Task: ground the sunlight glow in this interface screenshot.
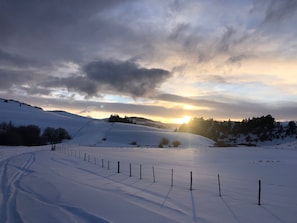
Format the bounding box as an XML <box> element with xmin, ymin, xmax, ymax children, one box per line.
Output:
<box><xmin>183</xmin><ymin>104</ymin><xmax>195</xmax><ymax>110</ymax></box>
<box><xmin>175</xmin><ymin>116</ymin><xmax>192</xmax><ymax>124</ymax></box>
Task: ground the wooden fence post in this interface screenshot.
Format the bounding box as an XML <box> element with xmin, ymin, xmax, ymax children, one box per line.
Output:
<box><xmin>190</xmin><ymin>171</ymin><xmax>193</xmax><ymax>191</ymax></box>
<box><xmin>218</xmin><ymin>174</ymin><xmax>222</xmax><ymax>197</ymax></box>
<box><xmin>108</xmin><ymin>160</ymin><xmax>110</xmax><ymax>170</ymax></box>
<box><xmin>129</xmin><ymin>163</ymin><xmax>132</xmax><ymax>177</ymax></box>
<box><xmin>102</xmin><ymin>158</ymin><xmax>104</xmax><ymax>168</ymax></box>
<box><xmin>258</xmin><ymin>179</ymin><xmax>261</xmax><ymax>205</ymax></box>
<box><xmin>117</xmin><ymin>161</ymin><xmax>120</xmax><ymax>173</ymax></box>
<box><xmin>140</xmin><ymin>164</ymin><xmax>142</xmax><ymax>180</ymax></box>
<box><xmin>171</xmin><ymin>168</ymin><xmax>173</xmax><ymax>187</ymax></box>
<box><xmin>153</xmin><ymin>166</ymin><xmax>155</xmax><ymax>183</ymax></box>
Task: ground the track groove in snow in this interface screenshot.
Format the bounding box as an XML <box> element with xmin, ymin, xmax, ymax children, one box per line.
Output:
<box><xmin>0</xmin><ymin>153</ymin><xmax>35</xmax><ymax>223</ymax></box>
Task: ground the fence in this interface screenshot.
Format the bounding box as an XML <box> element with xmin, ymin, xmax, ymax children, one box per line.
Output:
<box><xmin>53</xmin><ymin>144</ymin><xmax>296</xmax><ymax>207</ymax></box>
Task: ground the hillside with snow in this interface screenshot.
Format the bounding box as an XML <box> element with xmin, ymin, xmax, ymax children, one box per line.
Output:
<box><xmin>0</xmin><ymin>98</ymin><xmax>213</xmax><ymax>148</ymax></box>
<box><xmin>1</xmin><ymin>98</ymin><xmax>297</xmax><ymax>223</ymax></box>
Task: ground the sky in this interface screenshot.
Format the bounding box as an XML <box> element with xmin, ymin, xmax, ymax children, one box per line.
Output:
<box><xmin>1</xmin><ymin>0</ymin><xmax>297</xmax><ymax>123</ymax></box>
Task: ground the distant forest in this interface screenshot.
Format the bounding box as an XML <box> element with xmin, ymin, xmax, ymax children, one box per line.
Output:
<box><xmin>0</xmin><ymin>122</ymin><xmax>71</xmax><ymax>146</ymax></box>
<box><xmin>178</xmin><ymin>115</ymin><xmax>297</xmax><ymax>146</ymax></box>
<box><xmin>108</xmin><ymin>114</ymin><xmax>134</xmax><ymax>124</ymax></box>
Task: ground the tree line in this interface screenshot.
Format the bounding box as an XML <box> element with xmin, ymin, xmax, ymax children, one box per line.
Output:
<box><xmin>0</xmin><ymin>121</ymin><xmax>71</xmax><ymax>146</ymax></box>
<box><xmin>108</xmin><ymin>114</ymin><xmax>135</xmax><ymax>124</ymax></box>
<box><xmin>178</xmin><ymin>115</ymin><xmax>297</xmax><ymax>146</ymax></box>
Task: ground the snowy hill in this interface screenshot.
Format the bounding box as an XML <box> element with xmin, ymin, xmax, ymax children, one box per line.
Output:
<box><xmin>0</xmin><ymin>98</ymin><xmax>214</xmax><ymax>147</ymax></box>
<box><xmin>1</xmin><ymin>98</ymin><xmax>297</xmax><ymax>223</ymax></box>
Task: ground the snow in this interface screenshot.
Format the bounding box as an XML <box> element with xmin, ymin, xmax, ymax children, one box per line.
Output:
<box><xmin>1</xmin><ymin>98</ymin><xmax>297</xmax><ymax>222</ymax></box>
<box><xmin>1</xmin><ymin>145</ymin><xmax>297</xmax><ymax>223</ymax></box>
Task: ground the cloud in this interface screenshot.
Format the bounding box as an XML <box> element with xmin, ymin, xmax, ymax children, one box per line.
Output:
<box><xmin>251</xmin><ymin>0</ymin><xmax>297</xmax><ymax>39</ymax></box>
<box><xmin>157</xmin><ymin>93</ymin><xmax>228</xmax><ymax>109</ymax></box>
<box><xmin>156</xmin><ymin>93</ymin><xmax>297</xmax><ymax>121</ymax></box>
<box><xmin>0</xmin><ymin>0</ymin><xmax>137</xmax><ymax>64</ymax></box>
<box><xmin>264</xmin><ymin>0</ymin><xmax>297</xmax><ymax>23</ymax></box>
<box><xmin>1</xmin><ymin>0</ymin><xmax>297</xmax><ymax>122</ymax></box>
<box><xmin>9</xmin><ymin>93</ymin><xmax>297</xmax><ymax>123</ymax></box>
<box><xmin>19</xmin><ymin>86</ymin><xmax>52</xmax><ymax>96</ymax></box>
<box><xmin>0</xmin><ymin>69</ymin><xmax>33</xmax><ymax>90</ymax></box>
<box><xmin>0</xmin><ymin>49</ymin><xmax>34</xmax><ymax>67</ymax></box>
<box><xmin>0</xmin><ymin>0</ymin><xmax>132</xmax><ymax>38</ymax></box>
<box><xmin>168</xmin><ymin>23</ymin><xmax>190</xmax><ymax>41</ymax></box>
<box><xmin>44</xmin><ymin>60</ymin><xmax>171</xmax><ymax>98</ymax></box>
<box><xmin>164</xmin><ymin>0</ymin><xmax>297</xmax><ymax>70</ymax></box>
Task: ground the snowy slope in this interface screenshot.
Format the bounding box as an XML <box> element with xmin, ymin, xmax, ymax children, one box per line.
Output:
<box><xmin>0</xmin><ymin>145</ymin><xmax>296</xmax><ymax>223</ymax></box>
<box><xmin>0</xmin><ymin>98</ymin><xmax>214</xmax><ymax>148</ymax></box>
<box><xmin>0</xmin><ymin>98</ymin><xmax>90</xmax><ymax>135</ymax></box>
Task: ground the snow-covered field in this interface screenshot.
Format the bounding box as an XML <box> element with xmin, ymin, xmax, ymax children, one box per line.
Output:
<box><xmin>1</xmin><ymin>144</ymin><xmax>296</xmax><ymax>223</ymax></box>
<box><xmin>1</xmin><ymin>98</ymin><xmax>297</xmax><ymax>222</ymax></box>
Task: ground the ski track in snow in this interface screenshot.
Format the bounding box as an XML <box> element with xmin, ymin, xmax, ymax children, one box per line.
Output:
<box><xmin>48</xmin><ymin>155</ymin><xmax>188</xmax><ymax>221</ymax></box>
<box><xmin>0</xmin><ymin>153</ymin><xmax>35</xmax><ymax>223</ymax></box>
<box><xmin>0</xmin><ymin>151</ymin><xmax>109</xmax><ymax>223</ymax></box>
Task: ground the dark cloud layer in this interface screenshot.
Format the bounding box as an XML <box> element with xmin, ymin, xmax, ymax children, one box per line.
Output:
<box><xmin>0</xmin><ymin>50</ymin><xmax>33</xmax><ymax>67</ymax></box>
<box><xmin>0</xmin><ymin>0</ymin><xmax>135</xmax><ymax>64</ymax></box>
<box><xmin>45</xmin><ymin>60</ymin><xmax>171</xmax><ymax>97</ymax></box>
<box><xmin>84</xmin><ymin>60</ymin><xmax>171</xmax><ymax>96</ymax></box>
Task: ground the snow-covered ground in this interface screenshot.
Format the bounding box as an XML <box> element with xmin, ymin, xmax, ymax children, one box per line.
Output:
<box><xmin>0</xmin><ymin>144</ymin><xmax>296</xmax><ymax>223</ymax></box>
<box><xmin>1</xmin><ymin>98</ymin><xmax>297</xmax><ymax>222</ymax></box>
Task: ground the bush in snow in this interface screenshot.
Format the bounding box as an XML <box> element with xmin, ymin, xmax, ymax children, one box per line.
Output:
<box><xmin>159</xmin><ymin>137</ymin><xmax>170</xmax><ymax>148</ymax></box>
<box><xmin>161</xmin><ymin>137</ymin><xmax>169</xmax><ymax>145</ymax></box>
<box><xmin>41</xmin><ymin>127</ymin><xmax>71</xmax><ymax>144</ymax></box>
<box><xmin>172</xmin><ymin>140</ymin><xmax>181</xmax><ymax>147</ymax></box>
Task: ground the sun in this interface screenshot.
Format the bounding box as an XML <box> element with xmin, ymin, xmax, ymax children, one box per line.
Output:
<box><xmin>176</xmin><ymin>116</ymin><xmax>192</xmax><ymax>124</ymax></box>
